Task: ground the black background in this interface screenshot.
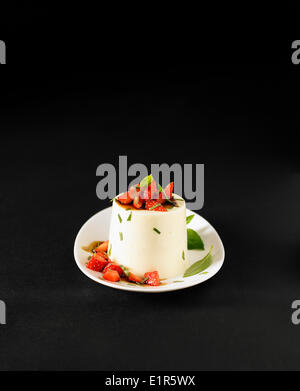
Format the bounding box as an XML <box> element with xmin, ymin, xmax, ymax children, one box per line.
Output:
<box><xmin>0</xmin><ymin>5</ymin><xmax>300</xmax><ymax>371</ymax></box>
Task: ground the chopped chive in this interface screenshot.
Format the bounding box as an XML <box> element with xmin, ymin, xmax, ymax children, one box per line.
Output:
<box><xmin>182</xmin><ymin>250</ymin><xmax>185</xmax><ymax>260</ymax></box>
<box><xmin>120</xmin><ymin>265</ymin><xmax>130</xmax><ymax>277</ymax></box>
<box><xmin>153</xmin><ymin>227</ymin><xmax>161</xmax><ymax>234</ymax></box>
<box><xmin>173</xmin><ymin>280</ymin><xmax>184</xmax><ymax>283</ymax></box>
<box><xmin>127</xmin><ymin>212</ymin><xmax>132</xmax><ymax>221</ymax></box>
<box><xmin>118</xmin><ymin>214</ymin><xmax>122</xmax><ymax>223</ymax></box>
<box><xmin>88</xmin><ymin>255</ymin><xmax>91</xmax><ymax>260</ymax></box>
<box><xmin>149</xmin><ymin>203</ymin><xmax>161</xmax><ymax>210</ymax></box>
<box><xmin>108</xmin><ymin>244</ymin><xmax>112</xmax><ymax>256</ymax></box>
<box><xmin>140</xmin><ymin>276</ymin><xmax>149</xmax><ymax>284</ymax></box>
<box><xmin>119</xmin><ymin>232</ymin><xmax>123</xmax><ymax>241</ymax></box>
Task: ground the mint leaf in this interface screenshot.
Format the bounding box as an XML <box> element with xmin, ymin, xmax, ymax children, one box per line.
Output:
<box><xmin>140</xmin><ymin>174</ymin><xmax>153</xmax><ymax>189</ymax></box>
<box><xmin>183</xmin><ymin>246</ymin><xmax>213</xmax><ymax>277</ymax></box>
<box><xmin>186</xmin><ymin>215</ymin><xmax>194</xmax><ymax>225</ymax></box>
<box><xmin>187</xmin><ymin>228</ymin><xmax>204</xmax><ymax>250</ymax></box>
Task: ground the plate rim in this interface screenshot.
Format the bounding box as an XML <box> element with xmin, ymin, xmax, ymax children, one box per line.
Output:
<box><xmin>73</xmin><ymin>207</ymin><xmax>225</xmax><ymax>293</ymax></box>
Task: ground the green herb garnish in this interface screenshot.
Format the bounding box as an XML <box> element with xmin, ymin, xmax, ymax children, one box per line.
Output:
<box><xmin>118</xmin><ymin>214</ymin><xmax>122</xmax><ymax>223</ymax></box>
<box><xmin>186</xmin><ymin>215</ymin><xmax>194</xmax><ymax>225</ymax></box>
<box><xmin>173</xmin><ymin>280</ymin><xmax>184</xmax><ymax>283</ymax></box>
<box><xmin>127</xmin><ymin>212</ymin><xmax>132</xmax><ymax>221</ymax></box>
<box><xmin>108</xmin><ymin>244</ymin><xmax>112</xmax><ymax>256</ymax></box>
<box><xmin>183</xmin><ymin>246</ymin><xmax>213</xmax><ymax>277</ymax></box>
<box><xmin>88</xmin><ymin>255</ymin><xmax>91</xmax><ymax>260</ymax></box>
<box><xmin>149</xmin><ymin>203</ymin><xmax>161</xmax><ymax>210</ymax></box>
<box><xmin>119</xmin><ymin>232</ymin><xmax>123</xmax><ymax>241</ymax></box>
<box><xmin>120</xmin><ymin>265</ymin><xmax>130</xmax><ymax>277</ymax></box>
<box><xmin>153</xmin><ymin>227</ymin><xmax>161</xmax><ymax>234</ymax></box>
<box><xmin>182</xmin><ymin>250</ymin><xmax>185</xmax><ymax>260</ymax></box>
<box><xmin>139</xmin><ymin>276</ymin><xmax>149</xmax><ymax>284</ymax></box>
<box><xmin>140</xmin><ymin>174</ymin><xmax>153</xmax><ymax>189</ymax></box>
<box><xmin>187</xmin><ymin>228</ymin><xmax>205</xmax><ymax>250</ymax></box>
<box><xmin>158</xmin><ymin>184</ymin><xmax>177</xmax><ymax>206</ymax></box>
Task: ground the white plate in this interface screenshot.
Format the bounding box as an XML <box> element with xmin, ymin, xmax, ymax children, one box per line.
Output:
<box><xmin>74</xmin><ymin>207</ymin><xmax>225</xmax><ymax>293</ymax></box>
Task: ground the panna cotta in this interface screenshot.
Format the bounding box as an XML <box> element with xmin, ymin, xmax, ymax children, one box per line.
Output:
<box><xmin>108</xmin><ymin>194</ymin><xmax>188</xmax><ymax>279</ymax></box>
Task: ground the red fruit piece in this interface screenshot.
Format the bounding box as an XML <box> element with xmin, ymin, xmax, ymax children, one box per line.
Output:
<box><xmin>145</xmin><ymin>200</ymin><xmax>167</xmax><ymax>212</ymax></box>
<box><xmin>153</xmin><ymin>192</ymin><xmax>165</xmax><ymax>204</ymax></box>
<box><xmin>140</xmin><ymin>188</ymin><xmax>151</xmax><ymax>200</ymax></box>
<box><xmin>118</xmin><ymin>191</ymin><xmax>132</xmax><ymax>204</ymax></box>
<box><xmin>144</xmin><ymin>271</ymin><xmax>160</xmax><ymax>286</ymax></box>
<box><xmin>128</xmin><ymin>273</ymin><xmax>143</xmax><ymax>283</ymax></box>
<box><xmin>95</xmin><ymin>240</ymin><xmax>109</xmax><ymax>253</ymax></box>
<box><xmin>86</xmin><ymin>254</ymin><xmax>108</xmax><ymax>272</ymax></box>
<box><xmin>103</xmin><ymin>262</ymin><xmax>124</xmax><ymax>276</ymax></box>
<box><xmin>149</xmin><ymin>179</ymin><xmax>158</xmax><ymax>195</ymax></box>
<box><xmin>164</xmin><ymin>182</ymin><xmax>174</xmax><ymax>199</ymax></box>
<box><xmin>128</xmin><ymin>186</ymin><xmax>136</xmax><ymax>199</ymax></box>
<box><xmin>140</xmin><ymin>180</ymin><xmax>158</xmax><ymax>200</ymax></box>
<box><xmin>133</xmin><ymin>195</ymin><xmax>143</xmax><ymax>209</ymax></box>
<box><xmin>103</xmin><ymin>269</ymin><xmax>120</xmax><ymax>282</ymax></box>
<box><xmin>95</xmin><ymin>251</ymin><xmax>109</xmax><ymax>260</ymax></box>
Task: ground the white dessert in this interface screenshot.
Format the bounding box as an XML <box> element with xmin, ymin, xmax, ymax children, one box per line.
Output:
<box><xmin>108</xmin><ymin>194</ymin><xmax>188</xmax><ymax>279</ymax></box>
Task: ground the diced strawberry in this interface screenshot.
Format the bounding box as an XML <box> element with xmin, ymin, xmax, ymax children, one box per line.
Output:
<box><xmin>140</xmin><ymin>180</ymin><xmax>158</xmax><ymax>200</ymax></box>
<box><xmin>128</xmin><ymin>186</ymin><xmax>136</xmax><ymax>199</ymax></box>
<box><xmin>149</xmin><ymin>179</ymin><xmax>158</xmax><ymax>195</ymax></box>
<box><xmin>103</xmin><ymin>262</ymin><xmax>124</xmax><ymax>276</ymax></box>
<box><xmin>145</xmin><ymin>200</ymin><xmax>167</xmax><ymax>212</ymax></box>
<box><xmin>102</xmin><ymin>269</ymin><xmax>120</xmax><ymax>282</ymax></box>
<box><xmin>128</xmin><ymin>272</ymin><xmax>143</xmax><ymax>283</ymax></box>
<box><xmin>144</xmin><ymin>271</ymin><xmax>160</xmax><ymax>286</ymax></box>
<box><xmin>153</xmin><ymin>192</ymin><xmax>165</xmax><ymax>204</ymax></box>
<box><xmin>164</xmin><ymin>182</ymin><xmax>174</xmax><ymax>199</ymax></box>
<box><xmin>140</xmin><ymin>188</ymin><xmax>151</xmax><ymax>200</ymax></box>
<box><xmin>95</xmin><ymin>240</ymin><xmax>109</xmax><ymax>253</ymax></box>
<box><xmin>94</xmin><ymin>252</ymin><xmax>107</xmax><ymax>261</ymax></box>
<box><xmin>95</xmin><ymin>250</ymin><xmax>109</xmax><ymax>260</ymax></box>
<box><xmin>118</xmin><ymin>191</ymin><xmax>132</xmax><ymax>204</ymax></box>
<box><xmin>133</xmin><ymin>195</ymin><xmax>143</xmax><ymax>209</ymax></box>
<box><xmin>86</xmin><ymin>254</ymin><xmax>108</xmax><ymax>272</ymax></box>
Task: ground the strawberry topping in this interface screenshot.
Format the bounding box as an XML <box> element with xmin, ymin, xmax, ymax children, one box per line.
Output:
<box><xmin>144</xmin><ymin>271</ymin><xmax>160</xmax><ymax>286</ymax></box>
<box><xmin>145</xmin><ymin>200</ymin><xmax>167</xmax><ymax>212</ymax></box>
<box><xmin>86</xmin><ymin>254</ymin><xmax>108</xmax><ymax>272</ymax></box>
